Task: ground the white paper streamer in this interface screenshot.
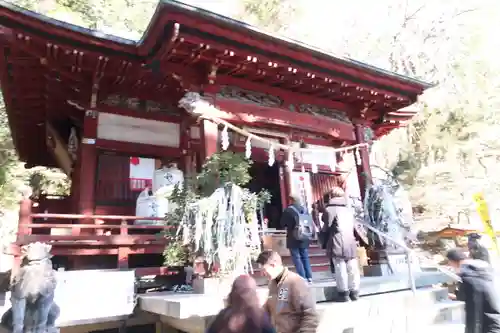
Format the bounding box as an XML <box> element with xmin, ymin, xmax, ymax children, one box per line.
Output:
<box><xmin>355</xmin><ymin>148</ymin><xmax>362</xmax><ymax>165</ymax></box>
<box><xmin>221</xmin><ymin>125</ymin><xmax>230</xmax><ymax>151</ymax></box>
<box><xmin>311</xmin><ymin>162</ymin><xmax>318</xmax><ymax>174</ymax></box>
<box><xmin>286</xmin><ymin>151</ymin><xmax>295</xmax><ymax>170</ymax></box>
<box><xmin>268</xmin><ymin>145</ymin><xmax>275</xmax><ymax>166</ymax></box>
<box><xmin>245</xmin><ymin>137</ymin><xmax>252</xmax><ymax>159</ymax></box>
<box><xmin>329</xmin><ymin>153</ymin><xmax>337</xmax><ymax>172</ymax></box>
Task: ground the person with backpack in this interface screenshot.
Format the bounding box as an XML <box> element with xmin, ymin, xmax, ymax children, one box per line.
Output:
<box><xmin>321</xmin><ymin>187</ymin><xmax>361</xmax><ymax>302</ymax></box>
<box><xmin>280</xmin><ymin>194</ymin><xmax>314</xmax><ymax>283</ymax></box>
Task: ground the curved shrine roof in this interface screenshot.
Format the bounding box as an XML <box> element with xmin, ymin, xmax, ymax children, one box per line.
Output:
<box><xmin>0</xmin><ymin>0</ymin><xmax>432</xmax><ymax>167</ymax></box>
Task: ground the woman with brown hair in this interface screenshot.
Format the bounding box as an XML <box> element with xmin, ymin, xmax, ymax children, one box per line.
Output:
<box><xmin>206</xmin><ymin>275</ymin><xmax>276</xmax><ymax>333</ymax></box>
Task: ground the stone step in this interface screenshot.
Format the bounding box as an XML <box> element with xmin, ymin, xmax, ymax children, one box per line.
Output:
<box><xmin>253</xmin><ymin>270</ymin><xmax>453</xmax><ymax>301</ymax></box>
<box><xmin>316</xmin><ymin>288</ymin><xmax>464</xmax><ymax>333</ymax></box>
<box><xmin>432</xmin><ymin>299</ymin><xmax>464</xmax><ymax>325</ymax></box>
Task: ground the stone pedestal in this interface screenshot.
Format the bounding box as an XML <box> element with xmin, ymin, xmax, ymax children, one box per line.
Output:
<box><xmin>192</xmin><ymin>277</ymin><xmax>232</xmax><ymax>295</ymax></box>
<box><xmin>364</xmin><ymin>250</ymin><xmax>420</xmax><ymax>277</ymax></box>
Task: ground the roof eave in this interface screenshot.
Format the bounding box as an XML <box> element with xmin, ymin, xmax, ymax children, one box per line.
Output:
<box><xmin>158</xmin><ymin>0</ymin><xmax>433</xmax><ymax>92</ymax></box>
<box><xmin>0</xmin><ymin>0</ymin><xmax>433</xmax><ymax>94</ymax></box>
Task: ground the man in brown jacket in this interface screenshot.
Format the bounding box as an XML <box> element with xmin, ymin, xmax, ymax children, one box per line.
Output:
<box><xmin>256</xmin><ymin>250</ymin><xmax>319</xmax><ymax>333</ymax></box>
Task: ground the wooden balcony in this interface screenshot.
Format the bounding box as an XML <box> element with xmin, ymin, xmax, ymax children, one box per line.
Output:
<box><xmin>15</xmin><ymin>197</ymin><xmax>175</xmax><ymax>277</ymax></box>
<box><xmin>15</xmin><ymin>198</ymin><xmax>333</xmax><ymax>280</ymax></box>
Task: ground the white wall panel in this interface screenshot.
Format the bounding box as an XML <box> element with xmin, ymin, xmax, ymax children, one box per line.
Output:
<box><xmin>97</xmin><ymin>113</ymin><xmax>180</xmax><ymax>147</ymax></box>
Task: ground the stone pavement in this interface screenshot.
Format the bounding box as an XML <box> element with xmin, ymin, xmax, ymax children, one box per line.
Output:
<box><xmin>425</xmin><ymin>323</ymin><xmax>464</xmax><ymax>333</ymax></box>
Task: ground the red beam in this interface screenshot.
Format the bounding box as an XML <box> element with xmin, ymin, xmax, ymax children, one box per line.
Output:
<box><xmin>96</xmin><ymin>139</ymin><xmax>182</xmax><ymax>158</ymax></box>
<box><xmin>217</xmin><ymin>75</ymin><xmax>355</xmax><ymax>114</ymax></box>
<box><xmin>26</xmin><ymin>222</ymin><xmax>170</xmax><ymax>229</ymax></box>
<box><xmin>49</xmin><ymin>245</ymin><xmax>166</xmax><ymax>256</ymax></box>
<box><xmin>51</xmin><ymin>248</ymin><xmax>119</xmax><ymax>255</ymax></box>
<box><xmin>16</xmin><ymin>234</ymin><xmax>167</xmax><ymax>245</ymax></box>
<box><xmin>30</xmin><ymin>214</ymin><xmax>166</xmax><ymax>220</ymax></box>
<box><xmin>213</xmin><ymin>99</ymin><xmax>355</xmax><ymax>141</ymax></box>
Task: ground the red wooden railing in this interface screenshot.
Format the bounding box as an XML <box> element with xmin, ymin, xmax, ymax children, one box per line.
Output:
<box><xmin>15</xmin><ymin>198</ymin><xmax>332</xmax><ymax>277</ymax></box>
<box><xmin>15</xmin><ymin>198</ymin><xmax>176</xmax><ymax>277</ymax></box>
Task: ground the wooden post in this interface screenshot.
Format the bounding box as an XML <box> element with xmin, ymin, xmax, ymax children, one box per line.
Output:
<box><xmin>15</xmin><ymin>195</ymin><xmax>32</xmax><ymax>275</ymax></box>
<box><xmin>17</xmin><ymin>197</ymin><xmax>33</xmax><ymax>241</ymax></box>
<box><xmin>117</xmin><ymin>219</ymin><xmax>129</xmax><ymax>269</ymax></box>
<box><xmin>179</xmin><ymin>118</ymin><xmax>192</xmax><ymax>174</ymax></box>
<box><xmin>279</xmin><ymin>138</ymin><xmax>291</xmax><ymax>209</ymax></box>
<box><xmin>78</xmin><ymin>110</ymin><xmax>98</xmax><ymax>226</ymax></box>
<box><xmin>353</xmin><ymin>121</ymin><xmax>372</xmax><ymax>202</ymax></box>
<box><xmin>200</xmin><ymin>119</ymin><xmax>218</xmax><ymax>160</ymax></box>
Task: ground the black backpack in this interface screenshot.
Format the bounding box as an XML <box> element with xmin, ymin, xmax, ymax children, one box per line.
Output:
<box><xmin>289</xmin><ymin>206</ymin><xmax>314</xmax><ymax>241</ymax></box>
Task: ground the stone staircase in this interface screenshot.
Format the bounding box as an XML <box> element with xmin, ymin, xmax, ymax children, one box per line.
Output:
<box><xmin>138</xmin><ymin>270</ymin><xmax>464</xmax><ymax>333</ymax></box>
<box><xmin>249</xmin><ymin>238</ymin><xmax>465</xmax><ymax>332</ymax></box>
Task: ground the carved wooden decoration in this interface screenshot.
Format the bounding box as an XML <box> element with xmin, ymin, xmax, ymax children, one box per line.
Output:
<box><xmin>216</xmin><ymin>85</ymin><xmax>282</xmax><ymax>107</ymax></box>
<box><xmin>100</xmin><ymin>94</ymin><xmax>180</xmax><ymax>116</ymax></box>
<box><xmin>297</xmin><ymin>104</ymin><xmax>351</xmax><ymax>123</ymax></box>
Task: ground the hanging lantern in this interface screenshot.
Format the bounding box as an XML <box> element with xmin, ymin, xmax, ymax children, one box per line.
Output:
<box><xmin>355</xmin><ymin>147</ymin><xmax>362</xmax><ymax>166</ymax></box>
<box><xmin>221</xmin><ymin>125</ymin><xmax>230</xmax><ymax>151</ymax></box>
<box><xmin>311</xmin><ymin>162</ymin><xmax>318</xmax><ymax>174</ymax></box>
<box><xmin>286</xmin><ymin>151</ymin><xmax>295</xmax><ymax>170</ymax></box>
<box><xmin>268</xmin><ymin>144</ymin><xmax>275</xmax><ymax>166</ymax></box>
<box><xmin>245</xmin><ymin>137</ymin><xmax>252</xmax><ymax>159</ymax></box>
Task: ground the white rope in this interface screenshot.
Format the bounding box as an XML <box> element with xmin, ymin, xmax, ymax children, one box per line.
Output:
<box><xmin>68</xmin><ymin>95</ymin><xmax>368</xmax><ymax>155</ymax></box>
<box><xmin>178</xmin><ymin>92</ymin><xmax>368</xmax><ymax>154</ymax></box>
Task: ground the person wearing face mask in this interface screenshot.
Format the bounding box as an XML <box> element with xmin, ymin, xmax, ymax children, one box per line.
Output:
<box><xmin>256</xmin><ymin>250</ymin><xmax>318</xmax><ymax>333</ymax></box>
<box><xmin>446</xmin><ymin>248</ymin><xmax>500</xmax><ymax>333</ymax></box>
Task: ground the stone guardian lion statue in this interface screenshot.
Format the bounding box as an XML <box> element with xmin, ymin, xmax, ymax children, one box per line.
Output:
<box><xmin>1</xmin><ymin>242</ymin><xmax>59</xmax><ymax>333</ymax></box>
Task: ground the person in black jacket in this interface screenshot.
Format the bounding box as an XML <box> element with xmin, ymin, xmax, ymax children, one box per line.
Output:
<box><xmin>280</xmin><ymin>195</ymin><xmax>313</xmax><ymax>283</ymax></box>
<box><xmin>446</xmin><ymin>248</ymin><xmax>500</xmax><ymax>333</ymax></box>
<box><xmin>468</xmin><ymin>233</ymin><xmax>491</xmax><ymax>263</ymax></box>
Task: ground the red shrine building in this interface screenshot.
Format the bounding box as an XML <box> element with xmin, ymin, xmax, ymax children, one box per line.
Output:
<box><xmin>0</xmin><ymin>0</ymin><xmax>431</xmax><ymax>274</ymax></box>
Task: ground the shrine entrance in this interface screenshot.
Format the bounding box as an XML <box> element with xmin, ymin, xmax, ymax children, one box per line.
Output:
<box><xmin>247</xmin><ymin>162</ymin><xmax>283</xmax><ymax>229</ymax></box>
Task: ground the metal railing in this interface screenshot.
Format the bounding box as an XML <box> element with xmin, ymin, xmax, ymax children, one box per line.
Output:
<box><xmin>260</xmin><ymin>223</ymin><xmax>461</xmax><ymax>296</ymax></box>
<box><xmin>358</xmin><ymin>221</ymin><xmax>461</xmax><ymax>294</ymax></box>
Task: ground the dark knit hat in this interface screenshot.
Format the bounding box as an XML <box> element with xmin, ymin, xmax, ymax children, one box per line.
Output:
<box><xmin>446</xmin><ymin>248</ymin><xmax>467</xmax><ymax>262</ymax></box>
<box><xmin>468</xmin><ymin>233</ymin><xmax>482</xmax><ymax>240</ymax></box>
